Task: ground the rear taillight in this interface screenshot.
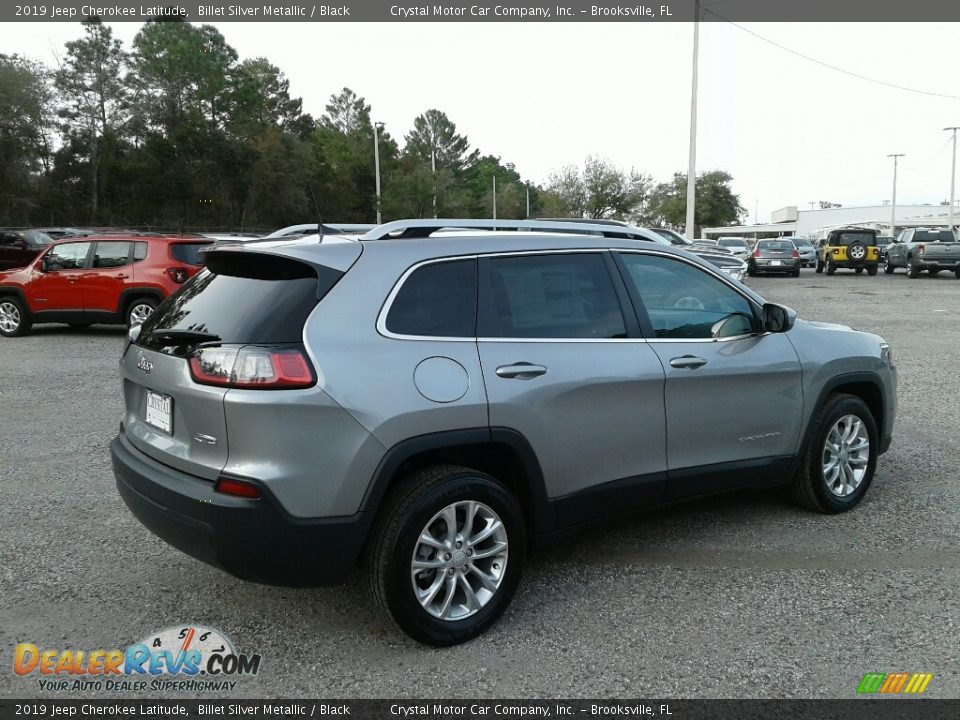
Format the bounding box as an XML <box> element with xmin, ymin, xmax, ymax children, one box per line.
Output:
<box><xmin>918</xmin><ymin>243</ymin><xmax>925</xmax><ymax>255</ymax></box>
<box><xmin>189</xmin><ymin>346</ymin><xmax>315</xmax><ymax>389</ymax></box>
<box><xmin>215</xmin><ymin>477</ymin><xmax>261</xmax><ymax>499</ymax></box>
<box><xmin>791</xmin><ymin>249</ymin><xmax>800</xmax><ymax>258</ymax></box>
<box><xmin>167</xmin><ymin>267</ymin><xmax>190</xmax><ymax>283</ymax></box>
<box><xmin>753</xmin><ymin>249</ymin><xmax>760</xmax><ymax>257</ymax></box>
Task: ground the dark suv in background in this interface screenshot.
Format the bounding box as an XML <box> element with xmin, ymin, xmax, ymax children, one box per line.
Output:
<box><xmin>0</xmin><ymin>234</ymin><xmax>213</xmax><ymax>337</ymax></box>
<box><xmin>0</xmin><ymin>229</ymin><xmax>54</xmax><ymax>270</ymax></box>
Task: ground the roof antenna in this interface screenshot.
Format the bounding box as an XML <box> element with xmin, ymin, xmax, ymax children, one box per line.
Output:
<box><xmin>308</xmin><ymin>182</ymin><xmax>323</xmax><ymax>241</ymax></box>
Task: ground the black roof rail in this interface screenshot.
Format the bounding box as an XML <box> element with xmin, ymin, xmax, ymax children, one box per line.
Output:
<box><xmin>360</xmin><ymin>218</ymin><xmax>663</xmax><ymax>242</ymax></box>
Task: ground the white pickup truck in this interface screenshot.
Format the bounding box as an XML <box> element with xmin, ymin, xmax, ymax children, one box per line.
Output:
<box><xmin>885</xmin><ymin>228</ymin><xmax>960</xmax><ymax>278</ymax></box>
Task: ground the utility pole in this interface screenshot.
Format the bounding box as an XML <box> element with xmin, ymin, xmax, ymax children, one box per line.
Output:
<box><xmin>684</xmin><ymin>0</ymin><xmax>701</xmax><ymax>239</ymax></box>
<box><xmin>526</xmin><ymin>185</ymin><xmax>530</xmax><ymax>219</ymax></box>
<box><xmin>945</xmin><ymin>127</ymin><xmax>959</xmax><ymax>234</ymax></box>
<box><xmin>492</xmin><ymin>175</ymin><xmax>497</xmax><ymax>220</ymax></box>
<box><xmin>431</xmin><ymin>148</ymin><xmax>437</xmax><ymax>219</ymax></box>
<box><xmin>755</xmin><ymin>199</ymin><xmax>759</xmax><ymax>225</ymax></box>
<box><xmin>888</xmin><ymin>153</ymin><xmax>905</xmax><ymax>238</ymax></box>
<box><xmin>373</xmin><ymin>122</ymin><xmax>384</xmax><ymax>225</ymax></box>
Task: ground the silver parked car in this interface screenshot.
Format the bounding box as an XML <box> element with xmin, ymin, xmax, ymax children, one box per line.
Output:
<box><xmin>748</xmin><ymin>239</ymin><xmax>803</xmax><ymax>277</ymax></box>
<box><xmin>112</xmin><ymin>218</ymin><xmax>896</xmax><ymax>646</ymax></box>
<box><xmin>714</xmin><ymin>237</ymin><xmax>751</xmax><ymax>258</ymax></box>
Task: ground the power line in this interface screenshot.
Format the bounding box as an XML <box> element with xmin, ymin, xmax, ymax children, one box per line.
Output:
<box><xmin>705</xmin><ymin>12</ymin><xmax>960</xmax><ymax>101</ymax></box>
<box><xmin>903</xmin><ymin>136</ymin><xmax>953</xmax><ymax>170</ymax></box>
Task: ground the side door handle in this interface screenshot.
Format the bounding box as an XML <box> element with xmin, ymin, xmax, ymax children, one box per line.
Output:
<box><xmin>496</xmin><ymin>363</ymin><xmax>547</xmax><ymax>379</ymax></box>
<box><xmin>669</xmin><ymin>355</ymin><xmax>707</xmax><ymax>370</ymax></box>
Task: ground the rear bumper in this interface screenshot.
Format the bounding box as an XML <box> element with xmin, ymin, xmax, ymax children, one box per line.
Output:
<box><xmin>112</xmin><ymin>432</ymin><xmax>371</xmax><ymax>587</ymax></box>
<box><xmin>914</xmin><ymin>258</ymin><xmax>960</xmax><ymax>269</ymax></box>
<box><xmin>753</xmin><ymin>259</ymin><xmax>801</xmax><ymax>272</ymax></box>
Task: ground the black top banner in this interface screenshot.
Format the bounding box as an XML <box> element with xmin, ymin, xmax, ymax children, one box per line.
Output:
<box><xmin>5</xmin><ymin>0</ymin><xmax>960</xmax><ymax>22</ymax></box>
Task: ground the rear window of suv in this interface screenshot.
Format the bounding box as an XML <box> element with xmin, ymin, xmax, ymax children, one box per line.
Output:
<box><xmin>170</xmin><ymin>242</ymin><xmax>214</xmax><ymax>266</ymax></box>
<box><xmin>913</xmin><ymin>230</ymin><xmax>955</xmax><ymax>242</ymax></box>
<box><xmin>137</xmin><ymin>253</ymin><xmax>339</xmax><ymax>352</ymax></box>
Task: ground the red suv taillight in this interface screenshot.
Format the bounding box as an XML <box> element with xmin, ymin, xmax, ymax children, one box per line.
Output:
<box><xmin>166</xmin><ymin>267</ymin><xmax>190</xmax><ymax>284</ymax></box>
<box><xmin>188</xmin><ymin>346</ymin><xmax>315</xmax><ymax>389</ymax></box>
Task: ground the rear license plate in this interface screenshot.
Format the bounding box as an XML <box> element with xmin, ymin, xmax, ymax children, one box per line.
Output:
<box><xmin>771</xmin><ymin>260</ymin><xmax>782</xmax><ymax>266</ymax></box>
<box><xmin>145</xmin><ymin>391</ymin><xmax>173</xmax><ymax>434</ymax></box>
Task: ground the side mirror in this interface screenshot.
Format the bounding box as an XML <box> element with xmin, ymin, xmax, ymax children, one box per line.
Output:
<box><xmin>38</xmin><ymin>256</ymin><xmax>50</xmax><ymax>272</ymax></box>
<box><xmin>763</xmin><ymin>303</ymin><xmax>796</xmax><ymax>333</ymax></box>
<box><xmin>128</xmin><ymin>324</ymin><xmax>141</xmax><ymax>344</ymax></box>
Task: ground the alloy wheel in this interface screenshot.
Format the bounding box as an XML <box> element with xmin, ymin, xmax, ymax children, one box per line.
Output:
<box><xmin>411</xmin><ymin>500</ymin><xmax>509</xmax><ymax>621</ymax></box>
<box><xmin>822</xmin><ymin>414</ymin><xmax>871</xmax><ymax>497</ymax></box>
<box><xmin>0</xmin><ymin>302</ymin><xmax>21</xmax><ymax>333</ymax></box>
<box><xmin>128</xmin><ymin>303</ymin><xmax>154</xmax><ymax>326</ymax></box>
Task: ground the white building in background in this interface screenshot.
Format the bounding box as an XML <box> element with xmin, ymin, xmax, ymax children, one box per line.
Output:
<box><xmin>703</xmin><ymin>204</ymin><xmax>959</xmax><ymax>239</ymax></box>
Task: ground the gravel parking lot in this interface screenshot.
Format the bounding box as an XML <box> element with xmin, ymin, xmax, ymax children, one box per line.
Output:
<box><xmin>1</xmin><ymin>269</ymin><xmax>957</xmax><ymax>699</ymax></box>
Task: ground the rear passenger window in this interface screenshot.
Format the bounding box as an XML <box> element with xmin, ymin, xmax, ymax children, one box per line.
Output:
<box><xmin>93</xmin><ymin>242</ymin><xmax>132</xmax><ymax>268</ymax></box>
<box><xmin>133</xmin><ymin>242</ymin><xmax>148</xmax><ymax>261</ymax></box>
<box><xmin>386</xmin><ymin>259</ymin><xmax>477</xmax><ymax>337</ymax></box>
<box><xmin>480</xmin><ymin>253</ymin><xmax>626</xmax><ymax>339</ymax></box>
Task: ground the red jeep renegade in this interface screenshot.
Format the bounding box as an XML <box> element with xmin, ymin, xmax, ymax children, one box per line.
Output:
<box><xmin>0</xmin><ymin>234</ymin><xmax>213</xmax><ymax>337</ymax></box>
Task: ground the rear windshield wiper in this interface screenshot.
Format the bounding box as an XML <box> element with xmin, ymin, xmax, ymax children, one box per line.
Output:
<box><xmin>145</xmin><ymin>329</ymin><xmax>221</xmax><ymax>347</ymax></box>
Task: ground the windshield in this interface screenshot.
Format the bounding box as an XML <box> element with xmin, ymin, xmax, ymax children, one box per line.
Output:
<box><xmin>22</xmin><ymin>230</ymin><xmax>54</xmax><ymax>246</ymax></box>
<box><xmin>718</xmin><ymin>239</ymin><xmax>748</xmax><ymax>248</ymax></box>
<box><xmin>792</xmin><ymin>238</ymin><xmax>813</xmax><ymax>248</ymax></box>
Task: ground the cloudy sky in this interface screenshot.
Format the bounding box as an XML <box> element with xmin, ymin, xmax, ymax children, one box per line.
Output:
<box><xmin>7</xmin><ymin>20</ymin><xmax>960</xmax><ymax>222</ymax></box>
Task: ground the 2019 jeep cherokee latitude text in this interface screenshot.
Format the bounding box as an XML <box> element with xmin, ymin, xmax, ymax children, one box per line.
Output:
<box><xmin>111</xmin><ymin>223</ymin><xmax>897</xmax><ymax>646</ymax></box>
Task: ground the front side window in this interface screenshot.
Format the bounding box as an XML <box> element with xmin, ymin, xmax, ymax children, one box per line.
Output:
<box><xmin>385</xmin><ymin>259</ymin><xmax>477</xmax><ymax>337</ymax></box>
<box><xmin>618</xmin><ymin>253</ymin><xmax>758</xmax><ymax>340</ymax></box>
<box><xmin>93</xmin><ymin>242</ymin><xmax>133</xmax><ymax>268</ymax></box>
<box><xmin>43</xmin><ymin>242</ymin><xmax>91</xmax><ymax>271</ymax></box>
<box><xmin>479</xmin><ymin>253</ymin><xmax>626</xmax><ymax>339</ymax></box>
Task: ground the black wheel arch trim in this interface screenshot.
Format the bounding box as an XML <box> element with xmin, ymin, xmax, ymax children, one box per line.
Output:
<box><xmin>118</xmin><ymin>287</ymin><xmax>165</xmax><ymax>316</ymax></box>
<box><xmin>0</xmin><ymin>287</ymin><xmax>29</xmax><ymax>312</ymax></box>
<box><xmin>360</xmin><ymin>427</ymin><xmax>555</xmax><ymax>535</ymax></box>
<box><xmin>798</xmin><ymin>371</ymin><xmax>889</xmax><ymax>464</ymax></box>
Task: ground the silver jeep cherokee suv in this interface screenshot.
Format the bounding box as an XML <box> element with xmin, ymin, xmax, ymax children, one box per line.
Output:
<box><xmin>112</xmin><ymin>219</ymin><xmax>896</xmax><ymax>646</ymax></box>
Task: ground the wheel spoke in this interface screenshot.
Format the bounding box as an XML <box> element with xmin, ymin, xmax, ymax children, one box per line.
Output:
<box><xmin>442</xmin><ymin>505</ymin><xmax>458</xmax><ymax>545</ymax></box>
<box><xmin>469</xmin><ymin>519</ymin><xmax>502</xmax><ymax>547</ymax></box>
<box><xmin>457</xmin><ymin>573</ymin><xmax>480</xmax><ymax>611</ymax></box>
<box><xmin>418</xmin><ymin>532</ymin><xmax>446</xmax><ymax>551</ymax></box>
<box><xmin>438</xmin><ymin>576</ymin><xmax>457</xmax><ymax>619</ymax></box>
<box><xmin>412</xmin><ymin>557</ymin><xmax>445</xmax><ymax>571</ymax></box>
<box><xmin>471</xmin><ymin>540</ymin><xmax>507</xmax><ymax>560</ymax></box>
<box><xmin>469</xmin><ymin>565</ymin><xmax>499</xmax><ymax>593</ymax></box>
<box><xmin>418</xmin><ymin>574</ymin><xmax>445</xmax><ymax>608</ymax></box>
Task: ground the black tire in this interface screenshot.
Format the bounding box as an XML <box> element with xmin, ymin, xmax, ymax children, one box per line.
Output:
<box><xmin>955</xmin><ymin>267</ymin><xmax>960</xmax><ymax>279</ymax></box>
<box><xmin>928</xmin><ymin>269</ymin><xmax>941</xmax><ymax>276</ymax></box>
<box><xmin>884</xmin><ymin>261</ymin><xmax>895</xmax><ymax>274</ymax></box>
<box><xmin>0</xmin><ymin>296</ymin><xmax>32</xmax><ymax>337</ymax></box>
<box><xmin>747</xmin><ymin>263</ymin><xmax>756</xmax><ymax>277</ymax></box>
<box><xmin>815</xmin><ymin>257</ymin><xmax>824</xmax><ymax>273</ymax></box>
<box><xmin>867</xmin><ymin>266</ymin><xmax>878</xmax><ymax>277</ymax></box>
<box><xmin>126</xmin><ymin>297</ymin><xmax>158</xmax><ymax>328</ymax></box>
<box><xmin>789</xmin><ymin>393</ymin><xmax>879</xmax><ymax>514</ymax></box>
<box><xmin>907</xmin><ymin>259</ymin><xmax>921</xmax><ymax>278</ymax></box>
<box><xmin>791</xmin><ymin>269</ymin><xmax>801</xmax><ymax>278</ymax></box>
<box><xmin>825</xmin><ymin>259</ymin><xmax>836</xmax><ymax>275</ymax></box>
<box><xmin>364</xmin><ymin>464</ymin><xmax>526</xmax><ymax>646</ymax></box>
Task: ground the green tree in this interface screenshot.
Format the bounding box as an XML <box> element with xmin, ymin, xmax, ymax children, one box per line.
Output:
<box><xmin>545</xmin><ymin>157</ymin><xmax>649</xmax><ymax>220</ymax></box>
<box><xmin>0</xmin><ymin>54</ymin><xmax>54</xmax><ymax>223</ymax></box>
<box><xmin>404</xmin><ymin>109</ymin><xmax>479</xmax><ymax>175</ymax></box>
<box><xmin>645</xmin><ymin>170</ymin><xmax>745</xmax><ymax>234</ymax></box>
<box><xmin>54</xmin><ymin>18</ymin><xmax>129</xmax><ymax>221</ymax></box>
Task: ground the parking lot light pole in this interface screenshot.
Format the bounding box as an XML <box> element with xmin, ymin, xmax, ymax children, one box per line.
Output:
<box><xmin>373</xmin><ymin>122</ymin><xmax>384</xmax><ymax>225</ymax></box>
<box><xmin>888</xmin><ymin>153</ymin><xmax>905</xmax><ymax>238</ymax></box>
<box><xmin>945</xmin><ymin>127</ymin><xmax>959</xmax><ymax>234</ymax></box>
<box><xmin>685</xmin><ymin>0</ymin><xmax>701</xmax><ymax>239</ymax></box>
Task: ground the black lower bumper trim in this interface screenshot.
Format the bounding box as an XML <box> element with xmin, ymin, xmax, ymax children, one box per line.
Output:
<box><xmin>112</xmin><ymin>434</ymin><xmax>370</xmax><ymax>587</ymax></box>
